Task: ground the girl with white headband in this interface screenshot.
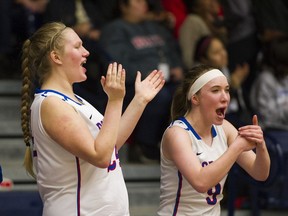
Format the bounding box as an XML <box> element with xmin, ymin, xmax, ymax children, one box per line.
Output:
<box><xmin>158</xmin><ymin>64</ymin><xmax>270</xmax><ymax>216</ymax></box>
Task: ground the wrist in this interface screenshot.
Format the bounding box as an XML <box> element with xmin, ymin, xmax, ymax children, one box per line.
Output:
<box><xmin>133</xmin><ymin>95</ymin><xmax>149</xmax><ymax>107</ymax></box>
<box><xmin>256</xmin><ymin>141</ymin><xmax>266</xmax><ymax>151</ymax></box>
<box><xmin>229</xmin><ymin>137</ymin><xmax>246</xmax><ymax>155</ymax></box>
<box><xmin>107</xmin><ymin>97</ymin><xmax>124</xmax><ymax>104</ymax></box>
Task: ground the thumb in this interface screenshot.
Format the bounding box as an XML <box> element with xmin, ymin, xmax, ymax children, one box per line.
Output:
<box><xmin>135</xmin><ymin>71</ymin><xmax>141</xmax><ymax>84</ymax></box>
<box><xmin>252</xmin><ymin>115</ymin><xmax>258</xmax><ymax>125</ymax></box>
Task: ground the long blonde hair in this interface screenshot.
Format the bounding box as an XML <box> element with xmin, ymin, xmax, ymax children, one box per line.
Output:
<box><xmin>21</xmin><ymin>22</ymin><xmax>67</xmax><ymax>178</ymax></box>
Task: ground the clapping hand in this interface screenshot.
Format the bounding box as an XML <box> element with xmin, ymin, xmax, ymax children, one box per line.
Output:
<box><xmin>101</xmin><ymin>62</ymin><xmax>126</xmax><ymax>101</ymax></box>
<box><xmin>238</xmin><ymin>115</ymin><xmax>265</xmax><ymax>147</ymax></box>
<box><xmin>134</xmin><ymin>70</ymin><xmax>165</xmax><ymax>104</ymax></box>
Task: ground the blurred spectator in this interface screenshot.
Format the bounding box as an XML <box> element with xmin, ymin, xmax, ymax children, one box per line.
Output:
<box><xmin>179</xmin><ymin>0</ymin><xmax>226</xmax><ymax>70</ymax></box>
<box><xmin>194</xmin><ymin>35</ymin><xmax>251</xmax><ymax>127</ymax></box>
<box><xmin>145</xmin><ymin>0</ymin><xmax>176</xmax><ymax>31</ymax></box>
<box><xmin>100</xmin><ymin>0</ymin><xmax>184</xmax><ymax>162</ymax></box>
<box><xmin>0</xmin><ymin>0</ymin><xmax>47</xmax><ymax>79</ymax></box>
<box><xmin>220</xmin><ymin>0</ymin><xmax>261</xmax><ymax>110</ymax></box>
<box><xmin>250</xmin><ymin>37</ymin><xmax>288</xmax><ymax>130</ymax></box>
<box><xmin>253</xmin><ymin>0</ymin><xmax>288</xmax><ymax>43</ymax></box>
<box><xmin>161</xmin><ymin>0</ymin><xmax>187</xmax><ymax>38</ymax></box>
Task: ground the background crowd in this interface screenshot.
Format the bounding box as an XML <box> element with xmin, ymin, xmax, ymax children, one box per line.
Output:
<box><xmin>1</xmin><ymin>0</ymin><xmax>288</xmax><ymax>163</ymax></box>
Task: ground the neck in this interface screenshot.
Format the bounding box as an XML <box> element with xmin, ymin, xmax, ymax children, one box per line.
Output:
<box><xmin>41</xmin><ymin>74</ymin><xmax>75</xmax><ymax>99</ymax></box>
<box><xmin>185</xmin><ymin>111</ymin><xmax>212</xmax><ymax>138</ymax></box>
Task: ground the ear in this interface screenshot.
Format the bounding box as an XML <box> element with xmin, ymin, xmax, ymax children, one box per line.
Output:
<box><xmin>50</xmin><ymin>51</ymin><xmax>62</xmax><ymax>65</ymax></box>
<box><xmin>191</xmin><ymin>94</ymin><xmax>200</xmax><ymax>105</ymax></box>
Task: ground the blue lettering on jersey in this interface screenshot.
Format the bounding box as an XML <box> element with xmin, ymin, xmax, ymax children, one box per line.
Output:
<box><xmin>96</xmin><ymin>120</ymin><xmax>103</xmax><ymax>130</ymax></box>
<box><xmin>107</xmin><ymin>147</ymin><xmax>120</xmax><ymax>172</ymax></box>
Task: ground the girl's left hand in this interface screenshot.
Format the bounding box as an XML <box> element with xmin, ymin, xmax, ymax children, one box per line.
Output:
<box><xmin>134</xmin><ymin>70</ymin><xmax>165</xmax><ymax>104</ymax></box>
<box><xmin>238</xmin><ymin>115</ymin><xmax>264</xmax><ymax>147</ymax></box>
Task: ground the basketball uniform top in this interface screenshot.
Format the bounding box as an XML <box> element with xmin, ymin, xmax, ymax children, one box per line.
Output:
<box><xmin>158</xmin><ymin>117</ymin><xmax>228</xmax><ymax>216</ymax></box>
<box><xmin>31</xmin><ymin>89</ymin><xmax>129</xmax><ymax>216</ymax></box>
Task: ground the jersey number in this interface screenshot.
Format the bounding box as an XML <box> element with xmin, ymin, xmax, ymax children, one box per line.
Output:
<box><xmin>107</xmin><ymin>147</ymin><xmax>120</xmax><ymax>172</ymax></box>
<box><xmin>206</xmin><ymin>183</ymin><xmax>221</xmax><ymax>205</ymax></box>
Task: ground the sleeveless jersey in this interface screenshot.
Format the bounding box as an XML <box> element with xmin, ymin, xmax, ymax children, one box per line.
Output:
<box><xmin>30</xmin><ymin>89</ymin><xmax>129</xmax><ymax>216</ymax></box>
<box><xmin>158</xmin><ymin>117</ymin><xmax>228</xmax><ymax>216</ymax></box>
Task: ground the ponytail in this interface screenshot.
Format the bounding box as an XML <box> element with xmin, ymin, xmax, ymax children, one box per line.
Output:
<box><xmin>21</xmin><ymin>39</ymin><xmax>35</xmax><ymax>178</ymax></box>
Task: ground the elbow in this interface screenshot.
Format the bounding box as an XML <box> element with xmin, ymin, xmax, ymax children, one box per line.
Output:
<box><xmin>192</xmin><ymin>182</ymin><xmax>211</xmax><ymax>194</ymax></box>
<box><xmin>195</xmin><ymin>187</ymin><xmax>208</xmax><ymax>194</ymax></box>
<box><xmin>90</xmin><ymin>154</ymin><xmax>112</xmax><ymax>169</ymax></box>
<box><xmin>95</xmin><ymin>159</ymin><xmax>111</xmax><ymax>169</ymax></box>
<box><xmin>255</xmin><ymin>170</ymin><xmax>270</xmax><ymax>182</ymax></box>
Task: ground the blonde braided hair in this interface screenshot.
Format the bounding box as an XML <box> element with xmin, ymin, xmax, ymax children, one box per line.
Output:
<box><xmin>20</xmin><ymin>22</ymin><xmax>67</xmax><ymax>178</ymax></box>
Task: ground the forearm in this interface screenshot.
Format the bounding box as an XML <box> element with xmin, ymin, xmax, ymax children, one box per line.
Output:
<box><xmin>116</xmin><ymin>96</ymin><xmax>148</xmax><ymax>149</ymax></box>
<box><xmin>251</xmin><ymin>142</ymin><xmax>271</xmax><ymax>181</ymax></box>
<box><xmin>94</xmin><ymin>99</ymin><xmax>123</xmax><ymax>164</ymax></box>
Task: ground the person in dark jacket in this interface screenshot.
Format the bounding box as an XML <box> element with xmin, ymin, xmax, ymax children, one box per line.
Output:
<box><xmin>100</xmin><ymin>0</ymin><xmax>184</xmax><ymax>162</ymax></box>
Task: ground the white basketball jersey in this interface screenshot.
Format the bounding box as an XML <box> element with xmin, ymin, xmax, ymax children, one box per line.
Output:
<box><xmin>31</xmin><ymin>89</ymin><xmax>129</xmax><ymax>216</ymax></box>
<box><xmin>158</xmin><ymin>117</ymin><xmax>228</xmax><ymax>216</ymax></box>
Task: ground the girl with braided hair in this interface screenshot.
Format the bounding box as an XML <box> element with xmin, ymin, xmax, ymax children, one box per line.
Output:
<box><xmin>21</xmin><ymin>21</ymin><xmax>164</xmax><ymax>215</ymax></box>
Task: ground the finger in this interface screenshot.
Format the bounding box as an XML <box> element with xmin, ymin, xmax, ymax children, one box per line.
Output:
<box><xmin>106</xmin><ymin>63</ymin><xmax>112</xmax><ymax>75</ymax></box>
<box><xmin>146</xmin><ymin>70</ymin><xmax>158</xmax><ymax>81</ymax></box>
<box><xmin>111</xmin><ymin>62</ymin><xmax>117</xmax><ymax>82</ymax></box>
<box><xmin>150</xmin><ymin>70</ymin><xmax>161</xmax><ymax>84</ymax></box>
<box><xmin>153</xmin><ymin>73</ymin><xmax>165</xmax><ymax>88</ymax></box>
<box><xmin>121</xmin><ymin>69</ymin><xmax>126</xmax><ymax>86</ymax></box>
<box><xmin>117</xmin><ymin>63</ymin><xmax>123</xmax><ymax>76</ymax></box>
<box><xmin>252</xmin><ymin>115</ymin><xmax>258</xmax><ymax>126</ymax></box>
<box><xmin>106</xmin><ymin>63</ymin><xmax>113</xmax><ymax>82</ymax></box>
<box><xmin>116</xmin><ymin>64</ymin><xmax>122</xmax><ymax>83</ymax></box>
<box><xmin>100</xmin><ymin>76</ymin><xmax>106</xmax><ymax>88</ymax></box>
<box><xmin>155</xmin><ymin>79</ymin><xmax>165</xmax><ymax>91</ymax></box>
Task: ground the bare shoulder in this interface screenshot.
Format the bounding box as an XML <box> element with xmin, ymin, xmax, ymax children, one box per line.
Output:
<box><xmin>164</xmin><ymin>124</ymin><xmax>190</xmax><ymax>142</ymax></box>
<box><xmin>162</xmin><ymin>125</ymin><xmax>192</xmax><ymax>160</ymax></box>
<box><xmin>40</xmin><ymin>96</ymin><xmax>80</xmax><ymax>132</ymax></box>
<box><xmin>41</xmin><ymin>96</ymin><xmax>77</xmax><ymax>117</ymax></box>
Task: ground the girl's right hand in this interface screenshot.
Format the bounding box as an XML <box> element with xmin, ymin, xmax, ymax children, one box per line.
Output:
<box><xmin>233</xmin><ymin>135</ymin><xmax>257</xmax><ymax>153</ymax></box>
<box><xmin>100</xmin><ymin>62</ymin><xmax>126</xmax><ymax>101</ymax></box>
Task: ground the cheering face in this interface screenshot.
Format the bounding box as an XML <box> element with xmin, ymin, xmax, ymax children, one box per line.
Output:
<box><xmin>60</xmin><ymin>28</ymin><xmax>90</xmax><ymax>84</ymax></box>
<box><xmin>197</xmin><ymin>76</ymin><xmax>230</xmax><ymax>125</ymax></box>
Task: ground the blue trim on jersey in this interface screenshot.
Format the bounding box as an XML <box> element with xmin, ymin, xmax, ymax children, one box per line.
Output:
<box><xmin>76</xmin><ymin>157</ymin><xmax>81</xmax><ymax>216</ymax></box>
<box><xmin>178</xmin><ymin>117</ymin><xmax>217</xmax><ymax>139</ymax></box>
<box><xmin>173</xmin><ymin>171</ymin><xmax>183</xmax><ymax>216</ymax></box>
<box><xmin>35</xmin><ymin>88</ymin><xmax>83</xmax><ymax>106</ymax></box>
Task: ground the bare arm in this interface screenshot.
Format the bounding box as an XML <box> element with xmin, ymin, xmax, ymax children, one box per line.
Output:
<box><xmin>163</xmin><ymin>120</ymin><xmax>256</xmax><ymax>193</ymax></box>
<box><xmin>116</xmin><ymin>70</ymin><xmax>165</xmax><ymax>149</ymax></box>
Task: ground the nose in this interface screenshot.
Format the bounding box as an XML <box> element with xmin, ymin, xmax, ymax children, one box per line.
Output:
<box><xmin>83</xmin><ymin>47</ymin><xmax>90</xmax><ymax>57</ymax></box>
<box><xmin>221</xmin><ymin>90</ymin><xmax>230</xmax><ymax>102</ymax></box>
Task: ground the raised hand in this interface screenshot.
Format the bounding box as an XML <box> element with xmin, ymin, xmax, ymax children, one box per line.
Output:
<box><xmin>238</xmin><ymin>115</ymin><xmax>265</xmax><ymax>146</ymax></box>
<box><xmin>231</xmin><ymin>63</ymin><xmax>249</xmax><ymax>89</ymax></box>
<box><xmin>134</xmin><ymin>70</ymin><xmax>165</xmax><ymax>104</ymax></box>
<box><xmin>101</xmin><ymin>62</ymin><xmax>126</xmax><ymax>101</ymax></box>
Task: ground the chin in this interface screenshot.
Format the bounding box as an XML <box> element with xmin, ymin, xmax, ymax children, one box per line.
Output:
<box><xmin>214</xmin><ymin>117</ymin><xmax>225</xmax><ymax>125</ymax></box>
<box><xmin>79</xmin><ymin>74</ymin><xmax>87</xmax><ymax>82</ymax></box>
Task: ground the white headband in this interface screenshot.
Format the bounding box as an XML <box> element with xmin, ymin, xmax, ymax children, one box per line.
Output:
<box><xmin>187</xmin><ymin>69</ymin><xmax>225</xmax><ymax>100</ymax></box>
